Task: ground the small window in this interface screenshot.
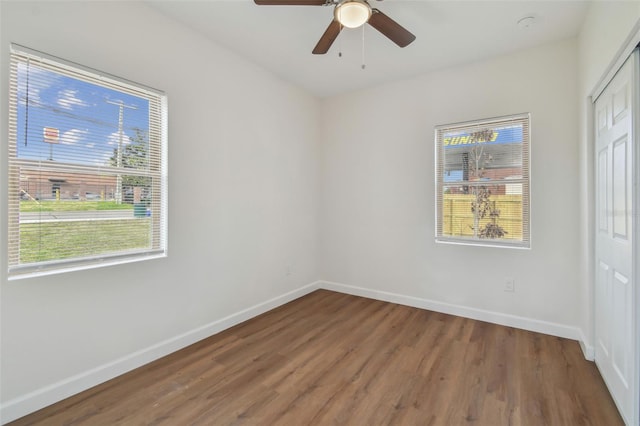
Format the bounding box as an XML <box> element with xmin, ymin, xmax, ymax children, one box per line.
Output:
<box><xmin>435</xmin><ymin>113</ymin><xmax>530</xmax><ymax>248</ymax></box>
<box><xmin>8</xmin><ymin>45</ymin><xmax>168</xmax><ymax>278</ymax></box>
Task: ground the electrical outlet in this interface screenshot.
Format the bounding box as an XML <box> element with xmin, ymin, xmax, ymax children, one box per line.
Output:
<box><xmin>504</xmin><ymin>277</ymin><xmax>515</xmax><ymax>292</ymax></box>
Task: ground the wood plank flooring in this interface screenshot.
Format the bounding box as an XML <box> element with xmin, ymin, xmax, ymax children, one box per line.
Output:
<box><xmin>10</xmin><ymin>290</ymin><xmax>623</xmax><ymax>425</ymax></box>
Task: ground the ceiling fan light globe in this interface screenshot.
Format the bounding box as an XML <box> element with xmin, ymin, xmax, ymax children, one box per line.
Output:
<box><xmin>335</xmin><ymin>0</ymin><xmax>371</xmax><ymax>29</ymax></box>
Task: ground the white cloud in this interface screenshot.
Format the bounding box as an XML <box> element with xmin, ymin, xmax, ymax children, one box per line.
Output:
<box><xmin>57</xmin><ymin>89</ymin><xmax>88</xmax><ymax>110</ymax></box>
<box><xmin>107</xmin><ymin>131</ymin><xmax>131</xmax><ymax>146</ymax></box>
<box><xmin>60</xmin><ymin>128</ymin><xmax>88</xmax><ymax>146</ymax></box>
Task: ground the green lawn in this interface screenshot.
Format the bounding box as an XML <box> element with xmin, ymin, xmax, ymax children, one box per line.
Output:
<box><xmin>20</xmin><ymin>200</ymin><xmax>134</xmax><ymax>213</ymax></box>
<box><xmin>20</xmin><ymin>219</ymin><xmax>151</xmax><ymax>263</ymax></box>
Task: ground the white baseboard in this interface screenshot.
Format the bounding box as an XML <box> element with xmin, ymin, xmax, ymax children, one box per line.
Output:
<box><xmin>0</xmin><ymin>281</ymin><xmax>321</xmax><ymax>425</ymax></box>
<box><xmin>578</xmin><ymin>328</ymin><xmax>595</xmax><ymax>361</ymax></box>
<box><xmin>319</xmin><ymin>280</ymin><xmax>590</xmax><ymax>350</ymax></box>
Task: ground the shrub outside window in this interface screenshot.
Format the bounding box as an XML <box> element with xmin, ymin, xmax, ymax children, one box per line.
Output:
<box><xmin>8</xmin><ymin>45</ymin><xmax>168</xmax><ymax>278</ymax></box>
<box><xmin>435</xmin><ymin>113</ymin><xmax>530</xmax><ymax>248</ymax></box>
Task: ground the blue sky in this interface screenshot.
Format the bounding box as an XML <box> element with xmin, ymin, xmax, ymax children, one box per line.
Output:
<box><xmin>17</xmin><ymin>62</ymin><xmax>149</xmax><ymax>166</ymax></box>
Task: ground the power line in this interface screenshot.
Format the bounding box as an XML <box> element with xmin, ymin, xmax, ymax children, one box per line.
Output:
<box><xmin>20</xmin><ymin>96</ymin><xmax>141</xmax><ymax>132</ymax></box>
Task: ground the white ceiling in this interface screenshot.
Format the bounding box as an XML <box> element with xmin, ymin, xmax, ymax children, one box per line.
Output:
<box><xmin>148</xmin><ymin>0</ymin><xmax>589</xmax><ymax>98</ymax></box>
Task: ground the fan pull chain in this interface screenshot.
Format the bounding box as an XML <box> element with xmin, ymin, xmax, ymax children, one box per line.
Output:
<box><xmin>361</xmin><ymin>24</ymin><xmax>366</xmax><ymax>70</ymax></box>
<box><xmin>338</xmin><ymin>23</ymin><xmax>343</xmax><ymax>57</ymax></box>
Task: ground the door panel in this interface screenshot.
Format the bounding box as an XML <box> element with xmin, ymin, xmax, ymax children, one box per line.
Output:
<box><xmin>612</xmin><ymin>270</ymin><xmax>630</xmax><ymax>387</ymax></box>
<box><xmin>613</xmin><ymin>83</ymin><xmax>629</xmax><ymax>124</ymax></box>
<box><xmin>596</xmin><ymin>261</ymin><xmax>610</xmax><ymax>357</ymax></box>
<box><xmin>598</xmin><ymin>148</ymin><xmax>609</xmax><ymax>232</ymax></box>
<box><xmin>612</xmin><ymin>137</ymin><xmax>628</xmax><ymax>239</ymax></box>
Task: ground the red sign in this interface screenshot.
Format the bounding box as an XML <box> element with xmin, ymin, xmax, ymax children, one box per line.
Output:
<box><xmin>43</xmin><ymin>127</ymin><xmax>59</xmax><ymax>144</ymax></box>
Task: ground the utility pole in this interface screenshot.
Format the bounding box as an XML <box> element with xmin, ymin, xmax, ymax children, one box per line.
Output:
<box><xmin>107</xmin><ymin>100</ymin><xmax>137</xmax><ymax>204</ymax></box>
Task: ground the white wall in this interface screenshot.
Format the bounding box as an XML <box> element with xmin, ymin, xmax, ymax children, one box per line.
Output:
<box><xmin>576</xmin><ymin>1</ymin><xmax>640</xmax><ymax>356</ymax></box>
<box><xmin>0</xmin><ymin>1</ymin><xmax>319</xmax><ymax>422</ymax></box>
<box><xmin>319</xmin><ymin>38</ymin><xmax>581</xmax><ymax>331</ymax></box>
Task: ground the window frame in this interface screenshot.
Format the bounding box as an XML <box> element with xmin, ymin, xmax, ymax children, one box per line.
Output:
<box><xmin>7</xmin><ymin>44</ymin><xmax>168</xmax><ymax>279</ymax></box>
<box><xmin>435</xmin><ymin>113</ymin><xmax>531</xmax><ymax>249</ymax></box>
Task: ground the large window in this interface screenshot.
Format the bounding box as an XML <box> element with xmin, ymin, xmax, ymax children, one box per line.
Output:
<box><xmin>8</xmin><ymin>45</ymin><xmax>167</xmax><ymax>278</ymax></box>
<box><xmin>435</xmin><ymin>113</ymin><xmax>530</xmax><ymax>248</ymax></box>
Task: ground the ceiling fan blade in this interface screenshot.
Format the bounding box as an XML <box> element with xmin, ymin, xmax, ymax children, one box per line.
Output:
<box><xmin>254</xmin><ymin>0</ymin><xmax>327</xmax><ymax>5</ymax></box>
<box><xmin>368</xmin><ymin>8</ymin><xmax>416</xmax><ymax>48</ymax></box>
<box><xmin>312</xmin><ymin>20</ymin><xmax>342</xmax><ymax>54</ymax></box>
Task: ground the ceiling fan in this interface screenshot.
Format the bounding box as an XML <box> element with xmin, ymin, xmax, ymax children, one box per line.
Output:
<box><xmin>254</xmin><ymin>0</ymin><xmax>416</xmax><ymax>55</ymax></box>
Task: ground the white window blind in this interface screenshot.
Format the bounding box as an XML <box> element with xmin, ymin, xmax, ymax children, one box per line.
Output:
<box><xmin>435</xmin><ymin>113</ymin><xmax>530</xmax><ymax>248</ymax></box>
<box><xmin>8</xmin><ymin>45</ymin><xmax>168</xmax><ymax>278</ymax></box>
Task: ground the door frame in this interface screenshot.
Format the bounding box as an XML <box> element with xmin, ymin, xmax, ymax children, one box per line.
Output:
<box><xmin>590</xmin><ymin>22</ymin><xmax>640</xmax><ymax>426</ymax></box>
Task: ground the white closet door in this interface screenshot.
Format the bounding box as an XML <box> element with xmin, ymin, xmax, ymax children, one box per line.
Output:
<box><xmin>594</xmin><ymin>49</ymin><xmax>637</xmax><ymax>425</ymax></box>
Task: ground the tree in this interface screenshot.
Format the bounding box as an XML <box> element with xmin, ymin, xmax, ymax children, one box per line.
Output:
<box><xmin>467</xmin><ymin>129</ymin><xmax>506</xmax><ymax>239</ymax></box>
<box><xmin>110</xmin><ymin>128</ymin><xmax>150</xmax><ymax>203</ymax></box>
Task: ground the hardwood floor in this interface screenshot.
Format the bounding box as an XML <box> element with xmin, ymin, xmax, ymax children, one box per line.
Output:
<box><xmin>10</xmin><ymin>290</ymin><xmax>623</xmax><ymax>425</ymax></box>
